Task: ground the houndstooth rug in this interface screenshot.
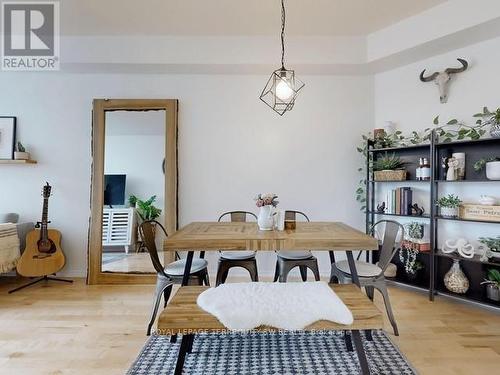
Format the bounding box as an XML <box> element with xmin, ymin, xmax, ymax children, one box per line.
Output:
<box><xmin>128</xmin><ymin>331</ymin><xmax>417</xmax><ymax>375</ymax></box>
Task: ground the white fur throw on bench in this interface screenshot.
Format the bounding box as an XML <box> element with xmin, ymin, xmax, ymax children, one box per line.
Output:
<box><xmin>197</xmin><ymin>281</ymin><xmax>353</xmax><ymax>331</ymax></box>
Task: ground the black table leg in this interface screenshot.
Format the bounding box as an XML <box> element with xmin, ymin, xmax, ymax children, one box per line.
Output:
<box><xmin>329</xmin><ymin>250</ymin><xmax>336</xmax><ymax>264</ymax></box>
<box><xmin>346</xmin><ymin>250</ymin><xmax>361</xmax><ymax>287</ymax></box>
<box><xmin>181</xmin><ymin>251</ymin><xmax>194</xmax><ymax>286</ymax></box>
<box><xmin>174</xmin><ymin>334</ymin><xmax>192</xmax><ymax>375</ymax></box>
<box><xmin>352</xmin><ymin>330</ymin><xmax>371</xmax><ymax>375</ymax></box>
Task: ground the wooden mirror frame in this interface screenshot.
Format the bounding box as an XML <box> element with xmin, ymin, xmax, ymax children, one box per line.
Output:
<box><xmin>88</xmin><ymin>99</ymin><xmax>178</xmax><ymax>284</ymax></box>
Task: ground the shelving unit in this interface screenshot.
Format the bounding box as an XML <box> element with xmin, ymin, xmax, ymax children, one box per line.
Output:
<box><xmin>365</xmin><ymin>131</ymin><xmax>500</xmax><ymax>310</ymax></box>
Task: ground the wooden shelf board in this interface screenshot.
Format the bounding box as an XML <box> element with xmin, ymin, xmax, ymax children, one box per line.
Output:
<box><xmin>0</xmin><ymin>159</ymin><xmax>37</xmax><ymax>164</ymax></box>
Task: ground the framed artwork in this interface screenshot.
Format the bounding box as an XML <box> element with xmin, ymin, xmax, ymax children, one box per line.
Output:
<box><xmin>0</xmin><ymin>117</ymin><xmax>16</xmax><ymax>159</ymax></box>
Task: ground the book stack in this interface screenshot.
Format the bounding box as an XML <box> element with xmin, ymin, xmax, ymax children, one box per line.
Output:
<box><xmin>385</xmin><ymin>187</ymin><xmax>413</xmax><ymax>215</ymax></box>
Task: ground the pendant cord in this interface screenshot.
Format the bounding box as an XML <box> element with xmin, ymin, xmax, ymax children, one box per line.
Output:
<box><xmin>280</xmin><ymin>0</ymin><xmax>285</xmax><ymax>69</ymax></box>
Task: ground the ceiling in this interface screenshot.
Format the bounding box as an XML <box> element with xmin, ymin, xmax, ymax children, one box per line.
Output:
<box><xmin>61</xmin><ymin>0</ymin><xmax>446</xmax><ymax>37</ymax></box>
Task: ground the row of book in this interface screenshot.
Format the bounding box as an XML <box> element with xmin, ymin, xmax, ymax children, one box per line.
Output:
<box><xmin>386</xmin><ymin>187</ymin><xmax>413</xmax><ymax>215</ymax></box>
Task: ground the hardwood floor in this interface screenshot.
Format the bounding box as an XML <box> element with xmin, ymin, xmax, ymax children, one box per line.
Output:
<box><xmin>1</xmin><ymin>276</ymin><xmax>499</xmax><ymax>375</ymax></box>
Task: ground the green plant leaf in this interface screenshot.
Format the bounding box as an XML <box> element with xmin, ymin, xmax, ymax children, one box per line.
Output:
<box><xmin>433</xmin><ymin>116</ymin><xmax>439</xmax><ymax>125</ymax></box>
<box><xmin>447</xmin><ymin>119</ymin><xmax>458</xmax><ymax>125</ymax></box>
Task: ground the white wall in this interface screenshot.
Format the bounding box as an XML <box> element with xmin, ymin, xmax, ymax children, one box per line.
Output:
<box><xmin>0</xmin><ymin>73</ymin><xmax>373</xmax><ymax>277</ymax></box>
<box><xmin>374</xmin><ymin>35</ymin><xmax>500</xmax><ymax>248</ymax></box>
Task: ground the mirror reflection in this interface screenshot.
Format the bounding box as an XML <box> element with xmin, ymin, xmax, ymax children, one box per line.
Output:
<box><xmin>101</xmin><ymin>110</ymin><xmax>166</xmax><ymax>273</ymax></box>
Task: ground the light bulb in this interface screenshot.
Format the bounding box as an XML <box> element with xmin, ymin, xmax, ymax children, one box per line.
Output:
<box><xmin>275</xmin><ymin>80</ymin><xmax>293</xmax><ymax>101</ymax></box>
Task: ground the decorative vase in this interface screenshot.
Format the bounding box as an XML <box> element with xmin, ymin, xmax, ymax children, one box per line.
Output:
<box><xmin>440</xmin><ymin>206</ymin><xmax>459</xmax><ymax>218</ymax></box>
<box><xmin>486</xmin><ymin>161</ymin><xmax>500</xmax><ymax>180</ymax></box>
<box><xmin>485</xmin><ymin>284</ymin><xmax>500</xmax><ymax>302</ymax></box>
<box><xmin>257</xmin><ymin>205</ymin><xmax>274</xmax><ymax>231</ymax></box>
<box><xmin>14</xmin><ymin>151</ymin><xmax>30</xmax><ymax>160</ymax></box>
<box><xmin>444</xmin><ymin>259</ymin><xmax>469</xmax><ymax>294</ymax></box>
<box><xmin>490</xmin><ymin>122</ymin><xmax>500</xmax><ymax>138</ymax></box>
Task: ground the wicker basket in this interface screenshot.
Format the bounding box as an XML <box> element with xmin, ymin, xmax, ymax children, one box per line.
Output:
<box><xmin>373</xmin><ymin>169</ymin><xmax>407</xmax><ymax>181</ymax></box>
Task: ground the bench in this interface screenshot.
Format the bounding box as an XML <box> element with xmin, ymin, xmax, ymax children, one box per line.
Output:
<box><xmin>157</xmin><ymin>284</ymin><xmax>383</xmax><ymax>374</ymax></box>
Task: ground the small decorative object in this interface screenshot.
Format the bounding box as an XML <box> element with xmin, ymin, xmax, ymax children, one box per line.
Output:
<box><xmin>284</xmin><ymin>219</ymin><xmax>296</xmax><ymax>230</ymax></box>
<box><xmin>481</xmin><ymin>269</ymin><xmax>500</xmax><ymax>302</ymax></box>
<box><xmin>437</xmin><ymin>194</ymin><xmax>462</xmax><ymax>218</ymax></box>
<box><xmin>441</xmin><ymin>156</ymin><xmax>449</xmax><ymax>180</ymax></box>
<box><xmin>373</xmin><ymin>152</ymin><xmax>407</xmax><ymax>181</ymax></box>
<box><xmin>0</xmin><ymin>116</ymin><xmax>16</xmax><ymax>159</ymax></box>
<box><xmin>255</xmin><ymin>193</ymin><xmax>279</xmax><ymax>231</ymax></box>
<box><xmin>446</xmin><ymin>157</ymin><xmax>458</xmax><ymax>181</ymax></box>
<box><xmin>406</xmin><ymin>222</ymin><xmax>424</xmax><ymax>240</ymax></box>
<box><xmin>419</xmin><ymin>58</ymin><xmax>468</xmax><ymax>103</ymax></box>
<box><xmin>260</xmin><ymin>0</ymin><xmax>304</xmax><ymax>116</ymax></box>
<box><xmin>442</xmin><ymin>238</ymin><xmax>475</xmax><ymax>259</ymax></box>
<box><xmin>443</xmin><ymin>259</ymin><xmax>469</xmax><ymax>294</ymax></box>
<box><xmin>403</xmin><ymin>222</ymin><xmax>430</xmax><ymax>252</ymax></box>
<box><xmin>14</xmin><ymin>142</ymin><xmax>30</xmax><ymax>160</ymax></box>
<box><xmin>376</xmin><ymin>202</ymin><xmax>386</xmax><ymax>213</ymax></box>
<box><xmin>410</xmin><ymin>203</ymin><xmax>425</xmax><ymax>217</ymax></box>
<box><xmin>452</xmin><ymin>153</ymin><xmax>465</xmax><ymax>180</ymax></box>
<box><xmin>460</xmin><ymin>204</ymin><xmax>500</xmax><ymax>222</ymax></box>
<box><xmin>479</xmin><ymin>195</ymin><xmax>497</xmax><ymax>206</ymax></box>
<box><xmin>473</xmin><ymin>157</ymin><xmax>500</xmax><ymax>180</ymax></box>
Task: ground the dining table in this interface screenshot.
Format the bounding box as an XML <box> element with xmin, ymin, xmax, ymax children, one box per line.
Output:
<box><xmin>161</xmin><ymin>221</ymin><xmax>380</xmax><ymax>374</ymax></box>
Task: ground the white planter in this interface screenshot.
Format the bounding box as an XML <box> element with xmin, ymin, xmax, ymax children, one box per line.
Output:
<box><xmin>486</xmin><ymin>161</ymin><xmax>500</xmax><ymax>180</ymax></box>
<box><xmin>257</xmin><ymin>205</ymin><xmax>274</xmax><ymax>231</ymax></box>
<box><xmin>440</xmin><ymin>206</ymin><xmax>459</xmax><ymax>218</ymax></box>
<box><xmin>14</xmin><ymin>151</ymin><xmax>30</xmax><ymax>160</ymax></box>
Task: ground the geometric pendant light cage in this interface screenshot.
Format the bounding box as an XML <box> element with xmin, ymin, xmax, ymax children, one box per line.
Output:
<box><xmin>260</xmin><ymin>0</ymin><xmax>304</xmax><ymax>116</ymax></box>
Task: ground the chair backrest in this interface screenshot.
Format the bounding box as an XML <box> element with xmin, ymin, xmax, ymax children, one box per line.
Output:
<box><xmin>370</xmin><ymin>220</ymin><xmax>405</xmax><ymax>273</ymax></box>
<box><xmin>139</xmin><ymin>220</ymin><xmax>168</xmax><ymax>276</ymax></box>
<box><xmin>285</xmin><ymin>210</ymin><xmax>310</xmax><ymax>222</ymax></box>
<box><xmin>218</xmin><ymin>211</ymin><xmax>257</xmax><ymax>223</ymax></box>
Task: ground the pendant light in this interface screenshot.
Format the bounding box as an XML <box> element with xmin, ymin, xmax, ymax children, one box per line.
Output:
<box><xmin>260</xmin><ymin>0</ymin><xmax>304</xmax><ymax>116</ymax></box>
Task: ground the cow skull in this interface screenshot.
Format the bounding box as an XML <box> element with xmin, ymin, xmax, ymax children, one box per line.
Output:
<box><xmin>419</xmin><ymin>58</ymin><xmax>468</xmax><ymax>103</ymax></box>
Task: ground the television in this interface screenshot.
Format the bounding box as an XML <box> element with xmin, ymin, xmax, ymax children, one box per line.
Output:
<box><xmin>104</xmin><ymin>174</ymin><xmax>126</xmax><ymax>207</ymax></box>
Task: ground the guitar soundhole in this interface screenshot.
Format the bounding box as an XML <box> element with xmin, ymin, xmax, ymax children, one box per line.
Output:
<box><xmin>38</xmin><ymin>239</ymin><xmax>56</xmax><ymax>254</ymax></box>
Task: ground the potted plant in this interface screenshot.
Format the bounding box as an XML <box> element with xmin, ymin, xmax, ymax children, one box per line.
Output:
<box><xmin>479</xmin><ymin>236</ymin><xmax>500</xmax><ymax>259</ymax></box>
<box><xmin>129</xmin><ymin>195</ymin><xmax>162</xmax><ymax>221</ymax></box>
<box><xmin>14</xmin><ymin>142</ymin><xmax>30</xmax><ymax>160</ymax></box>
<box><xmin>437</xmin><ymin>194</ymin><xmax>462</xmax><ymax>218</ymax></box>
<box><xmin>373</xmin><ymin>152</ymin><xmax>407</xmax><ymax>181</ymax></box>
<box><xmin>474</xmin><ymin>106</ymin><xmax>500</xmax><ymax>138</ymax></box>
<box><xmin>481</xmin><ymin>269</ymin><xmax>500</xmax><ymax>302</ymax></box>
<box><xmin>473</xmin><ymin>157</ymin><xmax>500</xmax><ymax>180</ymax></box>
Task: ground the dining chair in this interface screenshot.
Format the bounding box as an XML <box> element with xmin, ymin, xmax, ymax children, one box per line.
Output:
<box><xmin>215</xmin><ymin>211</ymin><xmax>259</xmax><ymax>286</ymax></box>
<box><xmin>329</xmin><ymin>219</ymin><xmax>404</xmax><ymax>336</ymax></box>
<box><xmin>273</xmin><ymin>210</ymin><xmax>320</xmax><ymax>282</ymax></box>
<box><xmin>139</xmin><ymin>220</ymin><xmax>210</xmax><ymax>335</ymax></box>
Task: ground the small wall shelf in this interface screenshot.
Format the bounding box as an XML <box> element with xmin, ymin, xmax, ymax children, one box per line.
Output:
<box><xmin>0</xmin><ymin>159</ymin><xmax>37</xmax><ymax>164</ymax></box>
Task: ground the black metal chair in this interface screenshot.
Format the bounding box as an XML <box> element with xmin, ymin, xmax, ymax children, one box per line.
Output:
<box><xmin>139</xmin><ymin>220</ymin><xmax>210</xmax><ymax>335</ymax></box>
<box><xmin>215</xmin><ymin>211</ymin><xmax>259</xmax><ymax>286</ymax></box>
<box><xmin>273</xmin><ymin>210</ymin><xmax>320</xmax><ymax>282</ymax></box>
<box><xmin>330</xmin><ymin>220</ymin><xmax>404</xmax><ymax>336</ymax></box>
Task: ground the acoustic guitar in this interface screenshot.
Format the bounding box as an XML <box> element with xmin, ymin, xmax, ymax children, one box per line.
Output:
<box><xmin>17</xmin><ymin>183</ymin><xmax>66</xmax><ymax>277</ymax></box>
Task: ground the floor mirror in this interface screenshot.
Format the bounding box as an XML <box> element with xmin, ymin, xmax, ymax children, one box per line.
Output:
<box><xmin>88</xmin><ymin>99</ymin><xmax>178</xmax><ymax>284</ymax></box>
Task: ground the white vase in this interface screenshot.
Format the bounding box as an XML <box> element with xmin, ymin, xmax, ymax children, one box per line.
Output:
<box><xmin>257</xmin><ymin>205</ymin><xmax>274</xmax><ymax>231</ymax></box>
<box><xmin>486</xmin><ymin>161</ymin><xmax>500</xmax><ymax>180</ymax></box>
<box><xmin>440</xmin><ymin>206</ymin><xmax>459</xmax><ymax>218</ymax></box>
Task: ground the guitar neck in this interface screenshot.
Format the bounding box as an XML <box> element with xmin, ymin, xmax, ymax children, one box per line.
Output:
<box><xmin>40</xmin><ymin>197</ymin><xmax>49</xmax><ymax>239</ymax></box>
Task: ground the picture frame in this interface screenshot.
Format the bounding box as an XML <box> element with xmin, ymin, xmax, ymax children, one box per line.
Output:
<box><xmin>0</xmin><ymin>117</ymin><xmax>16</xmax><ymax>159</ymax></box>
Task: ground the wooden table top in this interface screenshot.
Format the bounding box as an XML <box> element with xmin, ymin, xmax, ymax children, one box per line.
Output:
<box><xmin>157</xmin><ymin>284</ymin><xmax>383</xmax><ymax>334</ymax></box>
<box><xmin>163</xmin><ymin>221</ymin><xmax>378</xmax><ymax>252</ymax></box>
